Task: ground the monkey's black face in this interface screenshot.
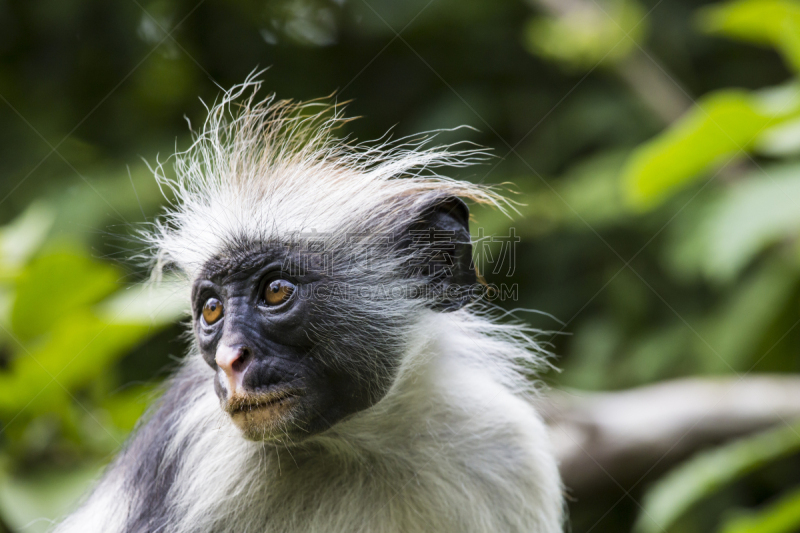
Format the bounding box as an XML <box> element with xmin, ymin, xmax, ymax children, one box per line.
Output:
<box><xmin>191</xmin><ymin>198</ymin><xmax>476</xmax><ymax>443</ymax></box>
<box><xmin>192</xmin><ymin>244</ymin><xmax>392</xmax><ymax>444</ymax></box>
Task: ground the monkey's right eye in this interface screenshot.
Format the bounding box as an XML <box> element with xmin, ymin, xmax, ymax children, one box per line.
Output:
<box><xmin>202</xmin><ymin>298</ymin><xmax>224</xmax><ymax>325</ymax></box>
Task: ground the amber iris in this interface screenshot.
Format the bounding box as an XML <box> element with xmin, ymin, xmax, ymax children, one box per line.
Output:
<box><xmin>202</xmin><ymin>297</ymin><xmax>223</xmax><ymax>324</ymax></box>
<box><xmin>265</xmin><ymin>279</ymin><xmax>295</xmax><ymax>305</ymax></box>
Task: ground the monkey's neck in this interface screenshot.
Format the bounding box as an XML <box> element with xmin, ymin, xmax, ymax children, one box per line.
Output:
<box><xmin>277</xmin><ymin>315</ymin><xmax>530</xmax><ymax>469</ymax></box>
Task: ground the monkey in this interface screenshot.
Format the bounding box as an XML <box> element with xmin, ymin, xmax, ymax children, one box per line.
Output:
<box><xmin>54</xmin><ymin>81</ymin><xmax>564</xmax><ymax>533</ymax></box>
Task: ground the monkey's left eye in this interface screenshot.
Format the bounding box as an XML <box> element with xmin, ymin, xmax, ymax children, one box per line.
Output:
<box><xmin>202</xmin><ymin>298</ymin><xmax>224</xmax><ymax>325</ymax></box>
<box><xmin>264</xmin><ymin>279</ymin><xmax>295</xmax><ymax>306</ymax></box>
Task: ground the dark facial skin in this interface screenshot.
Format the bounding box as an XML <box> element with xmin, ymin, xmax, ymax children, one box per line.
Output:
<box><xmin>192</xmin><ymin>243</ymin><xmax>386</xmax><ymax>443</ymax></box>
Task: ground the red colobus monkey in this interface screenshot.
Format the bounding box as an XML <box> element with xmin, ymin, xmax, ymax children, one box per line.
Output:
<box><xmin>55</xmin><ymin>81</ymin><xmax>564</xmax><ymax>533</ymax></box>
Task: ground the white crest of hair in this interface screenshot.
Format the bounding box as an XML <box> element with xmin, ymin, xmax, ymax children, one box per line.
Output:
<box><xmin>55</xmin><ymin>78</ymin><xmax>564</xmax><ymax>532</ymax></box>
<box><xmin>146</xmin><ymin>76</ymin><xmax>499</xmax><ymax>281</ymax></box>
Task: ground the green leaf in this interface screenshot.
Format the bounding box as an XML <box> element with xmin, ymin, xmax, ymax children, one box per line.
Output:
<box><xmin>524</xmin><ymin>0</ymin><xmax>647</xmax><ymax>70</ymax></box>
<box><xmin>702</xmin><ymin>164</ymin><xmax>800</xmax><ymax>281</ymax></box>
<box><xmin>11</xmin><ymin>250</ymin><xmax>120</xmax><ymax>341</ymax></box>
<box><xmin>719</xmin><ymin>485</ymin><xmax>800</xmax><ymax>533</ymax></box>
<box><xmin>0</xmin><ymin>311</ymin><xmax>150</xmax><ymax>415</ymax></box>
<box><xmin>0</xmin><ymin>247</ymin><xmax>182</xmax><ymax>439</ymax></box>
<box><xmin>697</xmin><ymin>0</ymin><xmax>800</xmax><ymax>73</ymax></box>
<box><xmin>634</xmin><ymin>422</ymin><xmax>800</xmax><ymax>533</ymax></box>
<box><xmin>622</xmin><ymin>87</ymin><xmax>800</xmax><ymax>210</ymax></box>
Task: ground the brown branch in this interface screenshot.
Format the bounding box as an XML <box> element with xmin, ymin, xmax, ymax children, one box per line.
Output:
<box><xmin>542</xmin><ymin>375</ymin><xmax>800</xmax><ymax>494</ymax></box>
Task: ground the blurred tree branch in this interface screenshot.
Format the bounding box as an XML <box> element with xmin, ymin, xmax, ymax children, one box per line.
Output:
<box><xmin>544</xmin><ymin>375</ymin><xmax>800</xmax><ymax>494</ymax></box>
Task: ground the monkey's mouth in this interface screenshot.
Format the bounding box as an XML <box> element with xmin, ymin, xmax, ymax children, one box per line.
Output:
<box><xmin>224</xmin><ymin>389</ymin><xmax>301</xmax><ymax>417</ymax></box>
<box><xmin>223</xmin><ymin>388</ymin><xmax>309</xmax><ymax>441</ymax></box>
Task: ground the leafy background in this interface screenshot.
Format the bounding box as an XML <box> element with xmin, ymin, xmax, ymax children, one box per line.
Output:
<box><xmin>1</xmin><ymin>0</ymin><xmax>800</xmax><ymax>531</ymax></box>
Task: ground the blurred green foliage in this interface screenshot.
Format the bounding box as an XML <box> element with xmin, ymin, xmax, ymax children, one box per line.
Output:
<box><xmin>720</xmin><ymin>485</ymin><xmax>800</xmax><ymax>533</ymax></box>
<box><xmin>1</xmin><ymin>0</ymin><xmax>800</xmax><ymax>531</ymax></box>
<box><xmin>605</xmin><ymin>0</ymin><xmax>800</xmax><ymax>531</ymax></box>
<box><xmin>525</xmin><ymin>0</ymin><xmax>647</xmax><ymax>70</ymax></box>
<box><xmin>0</xmin><ymin>205</ymin><xmax>183</xmax><ymax>531</ymax></box>
<box><xmin>636</xmin><ymin>422</ymin><xmax>800</xmax><ymax>533</ymax></box>
<box><xmin>697</xmin><ymin>0</ymin><xmax>800</xmax><ymax>73</ymax></box>
<box><xmin>622</xmin><ymin>86</ymin><xmax>800</xmax><ymax>209</ymax></box>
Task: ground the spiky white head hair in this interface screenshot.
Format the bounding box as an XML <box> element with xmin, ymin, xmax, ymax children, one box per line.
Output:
<box><xmin>147</xmin><ymin>79</ymin><xmax>503</xmax><ymax>283</ymax></box>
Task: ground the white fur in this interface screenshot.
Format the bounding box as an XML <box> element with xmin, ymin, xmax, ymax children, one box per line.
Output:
<box><xmin>55</xmin><ymin>79</ymin><xmax>564</xmax><ymax>533</ymax></box>
<box><xmin>177</xmin><ymin>315</ymin><xmax>562</xmax><ymax>533</ymax></box>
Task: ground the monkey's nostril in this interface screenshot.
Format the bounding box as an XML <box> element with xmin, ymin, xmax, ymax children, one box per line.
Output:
<box><xmin>231</xmin><ymin>346</ymin><xmax>251</xmax><ymax>373</ymax></box>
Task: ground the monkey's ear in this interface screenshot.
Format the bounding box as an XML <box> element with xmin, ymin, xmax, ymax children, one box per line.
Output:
<box><xmin>399</xmin><ymin>196</ymin><xmax>477</xmax><ymax>311</ymax></box>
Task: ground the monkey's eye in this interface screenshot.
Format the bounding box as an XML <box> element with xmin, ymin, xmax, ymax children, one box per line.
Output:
<box><xmin>202</xmin><ymin>297</ymin><xmax>224</xmax><ymax>325</ymax></box>
<box><xmin>264</xmin><ymin>279</ymin><xmax>295</xmax><ymax>306</ymax></box>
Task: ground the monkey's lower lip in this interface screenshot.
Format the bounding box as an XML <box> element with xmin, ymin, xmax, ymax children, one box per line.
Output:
<box><xmin>225</xmin><ymin>390</ymin><xmax>299</xmax><ymax>415</ymax></box>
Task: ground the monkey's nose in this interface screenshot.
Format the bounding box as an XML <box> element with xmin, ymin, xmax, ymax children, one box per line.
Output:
<box><xmin>215</xmin><ymin>343</ymin><xmax>252</xmax><ymax>395</ymax></box>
